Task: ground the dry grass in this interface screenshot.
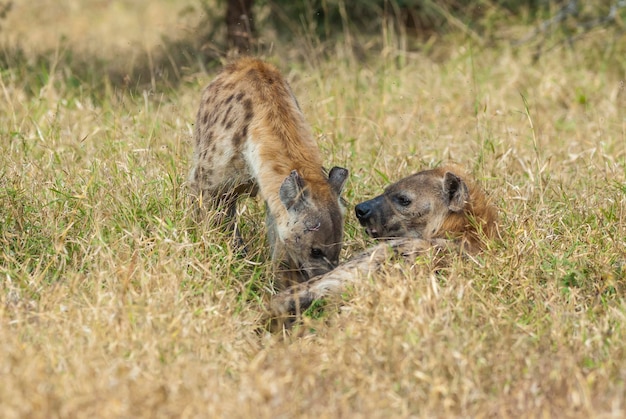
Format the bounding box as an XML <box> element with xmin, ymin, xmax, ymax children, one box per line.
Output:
<box><xmin>1</xmin><ymin>1</ymin><xmax>626</xmax><ymax>417</ymax></box>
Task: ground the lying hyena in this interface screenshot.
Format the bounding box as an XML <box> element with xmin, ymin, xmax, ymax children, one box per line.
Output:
<box><xmin>268</xmin><ymin>165</ymin><xmax>497</xmax><ymax>318</ymax></box>
<box><xmin>189</xmin><ymin>57</ymin><xmax>349</xmax><ymax>286</ymax></box>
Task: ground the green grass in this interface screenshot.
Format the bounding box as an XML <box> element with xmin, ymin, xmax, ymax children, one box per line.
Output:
<box><xmin>1</xmin><ymin>1</ymin><xmax>626</xmax><ymax>417</ymax></box>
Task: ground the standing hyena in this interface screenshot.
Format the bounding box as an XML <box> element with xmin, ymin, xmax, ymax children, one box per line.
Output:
<box><xmin>189</xmin><ymin>57</ymin><xmax>349</xmax><ymax>286</ymax></box>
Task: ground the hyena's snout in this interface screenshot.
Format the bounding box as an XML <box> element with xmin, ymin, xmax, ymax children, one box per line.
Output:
<box><xmin>300</xmin><ymin>255</ymin><xmax>338</xmax><ymax>279</ymax></box>
<box><xmin>302</xmin><ymin>265</ymin><xmax>332</xmax><ymax>280</ymax></box>
<box><xmin>355</xmin><ymin>196</ymin><xmax>385</xmax><ymax>237</ymax></box>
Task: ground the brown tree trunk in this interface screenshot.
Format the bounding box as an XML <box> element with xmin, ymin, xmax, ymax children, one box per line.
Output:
<box><xmin>226</xmin><ymin>0</ymin><xmax>255</xmax><ymax>52</ymax></box>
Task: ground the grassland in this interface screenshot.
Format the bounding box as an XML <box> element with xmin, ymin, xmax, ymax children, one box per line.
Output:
<box><xmin>1</xmin><ymin>1</ymin><xmax>626</xmax><ymax>417</ymax></box>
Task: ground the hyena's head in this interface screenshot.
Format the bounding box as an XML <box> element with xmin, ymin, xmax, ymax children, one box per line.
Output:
<box><xmin>354</xmin><ymin>166</ymin><xmax>496</xmax><ymax>244</ymax></box>
<box><xmin>277</xmin><ymin>167</ymin><xmax>349</xmax><ymax>281</ymax></box>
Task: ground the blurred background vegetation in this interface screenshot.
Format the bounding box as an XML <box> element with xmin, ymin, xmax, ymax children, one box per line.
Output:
<box><xmin>0</xmin><ymin>0</ymin><xmax>624</xmax><ymax>96</ymax></box>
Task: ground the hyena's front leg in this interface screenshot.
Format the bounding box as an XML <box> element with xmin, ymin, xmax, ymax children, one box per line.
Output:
<box><xmin>268</xmin><ymin>239</ymin><xmax>411</xmax><ymax>318</ymax></box>
<box><xmin>194</xmin><ymin>181</ymin><xmax>258</xmax><ymax>247</ymax></box>
<box><xmin>267</xmin><ymin>238</ymin><xmax>450</xmax><ymax>321</ymax></box>
<box><xmin>268</xmin><ymin>263</ymin><xmax>357</xmax><ymax>318</ymax></box>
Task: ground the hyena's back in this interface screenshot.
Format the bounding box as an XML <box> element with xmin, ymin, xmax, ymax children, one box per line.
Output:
<box><xmin>189</xmin><ymin>57</ymin><xmax>326</xmax><ymax>207</ymax></box>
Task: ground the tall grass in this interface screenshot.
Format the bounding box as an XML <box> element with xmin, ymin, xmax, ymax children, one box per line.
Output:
<box><xmin>1</xmin><ymin>0</ymin><xmax>626</xmax><ymax>417</ymax></box>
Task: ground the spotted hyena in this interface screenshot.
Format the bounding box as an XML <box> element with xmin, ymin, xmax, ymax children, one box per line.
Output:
<box><xmin>269</xmin><ymin>165</ymin><xmax>498</xmax><ymax>319</ymax></box>
<box><xmin>189</xmin><ymin>57</ymin><xmax>349</xmax><ymax>286</ymax></box>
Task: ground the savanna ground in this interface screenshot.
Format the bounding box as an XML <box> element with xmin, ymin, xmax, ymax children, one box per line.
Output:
<box><xmin>1</xmin><ymin>0</ymin><xmax>626</xmax><ymax>417</ymax></box>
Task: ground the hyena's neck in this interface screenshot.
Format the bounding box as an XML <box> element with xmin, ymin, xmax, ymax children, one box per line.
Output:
<box><xmin>437</xmin><ymin>185</ymin><xmax>498</xmax><ymax>252</ymax></box>
<box><xmin>243</xmin><ymin>112</ymin><xmax>331</xmax><ymax>225</ymax></box>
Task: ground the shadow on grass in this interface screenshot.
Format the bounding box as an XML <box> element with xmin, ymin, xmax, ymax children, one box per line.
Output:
<box><xmin>0</xmin><ymin>17</ymin><xmax>228</xmax><ymax>100</ymax></box>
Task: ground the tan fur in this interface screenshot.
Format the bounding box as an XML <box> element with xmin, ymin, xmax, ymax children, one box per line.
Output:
<box><xmin>189</xmin><ymin>58</ymin><xmax>348</xmax><ymax>285</ymax></box>
<box><xmin>268</xmin><ymin>166</ymin><xmax>497</xmax><ymax>321</ymax></box>
<box><xmin>427</xmin><ymin>165</ymin><xmax>497</xmax><ymax>253</ymax></box>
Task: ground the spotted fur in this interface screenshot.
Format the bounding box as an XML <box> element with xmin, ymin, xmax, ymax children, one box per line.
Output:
<box><xmin>189</xmin><ymin>58</ymin><xmax>349</xmax><ymax>286</ymax></box>
<box><xmin>268</xmin><ymin>165</ymin><xmax>497</xmax><ymax>321</ymax></box>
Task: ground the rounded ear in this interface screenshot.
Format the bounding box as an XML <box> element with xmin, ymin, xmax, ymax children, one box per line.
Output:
<box><xmin>443</xmin><ymin>172</ymin><xmax>469</xmax><ymax>212</ymax></box>
<box><xmin>328</xmin><ymin>166</ymin><xmax>349</xmax><ymax>196</ymax></box>
<box><xmin>279</xmin><ymin>170</ymin><xmax>308</xmax><ymax>211</ymax></box>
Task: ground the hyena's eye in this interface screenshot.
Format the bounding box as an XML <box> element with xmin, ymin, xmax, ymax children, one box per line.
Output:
<box><xmin>395</xmin><ymin>195</ymin><xmax>412</xmax><ymax>207</ymax></box>
<box><xmin>310</xmin><ymin>248</ymin><xmax>325</xmax><ymax>259</ymax></box>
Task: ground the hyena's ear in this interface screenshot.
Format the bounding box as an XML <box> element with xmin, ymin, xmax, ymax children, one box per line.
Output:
<box><xmin>443</xmin><ymin>172</ymin><xmax>469</xmax><ymax>213</ymax></box>
<box><xmin>280</xmin><ymin>170</ymin><xmax>309</xmax><ymax>211</ymax></box>
<box><xmin>327</xmin><ymin>166</ymin><xmax>349</xmax><ymax>196</ymax></box>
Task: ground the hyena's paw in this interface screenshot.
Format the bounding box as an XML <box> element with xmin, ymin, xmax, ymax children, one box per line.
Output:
<box><xmin>268</xmin><ymin>286</ymin><xmax>316</xmax><ymax>317</ymax></box>
<box><xmin>263</xmin><ymin>285</ymin><xmax>319</xmax><ymax>332</ymax></box>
